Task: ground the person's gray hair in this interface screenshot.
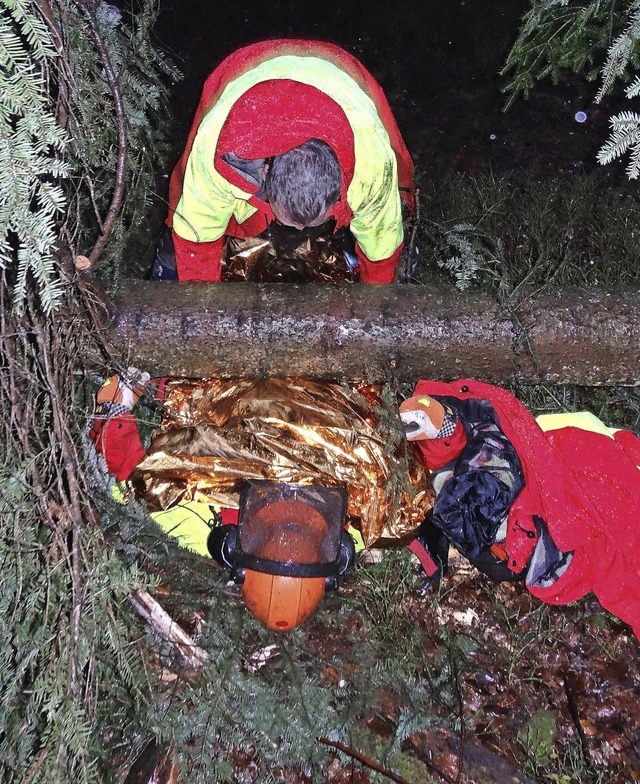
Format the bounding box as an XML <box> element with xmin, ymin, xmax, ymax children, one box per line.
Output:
<box><xmin>265</xmin><ymin>139</ymin><xmax>341</xmax><ymax>225</ymax></box>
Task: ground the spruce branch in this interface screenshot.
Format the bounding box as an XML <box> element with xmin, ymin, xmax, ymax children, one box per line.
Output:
<box><xmin>596</xmin><ymin>3</ymin><xmax>640</xmax><ymax>101</ymax></box>
<box><xmin>597</xmin><ymin>109</ymin><xmax>640</xmax><ymax>171</ymax></box>
<box><xmin>625</xmin><ymin>73</ymin><xmax>640</xmax><ymax>96</ymax></box>
<box><xmin>74</xmin><ymin>0</ymin><xmax>127</xmax><ymax>268</ymax></box>
<box><xmin>503</xmin><ymin>0</ymin><xmax>640</xmax><ymax>176</ymax></box>
<box><xmin>0</xmin><ymin>2</ymin><xmax>183</xmax><ymax>780</ymax></box>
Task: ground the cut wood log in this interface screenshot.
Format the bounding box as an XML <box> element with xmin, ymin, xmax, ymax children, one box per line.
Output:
<box><xmin>111</xmin><ymin>281</ymin><xmax>640</xmax><ymax>385</ymax></box>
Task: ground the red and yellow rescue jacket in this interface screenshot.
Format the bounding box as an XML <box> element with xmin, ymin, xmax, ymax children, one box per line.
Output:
<box><xmin>167</xmin><ymin>40</ymin><xmax>414</xmax><ymax>283</ymax></box>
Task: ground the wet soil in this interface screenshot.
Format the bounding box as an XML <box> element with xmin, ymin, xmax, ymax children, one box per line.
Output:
<box><xmin>347</xmin><ymin>556</ymin><xmax>640</xmax><ymax>784</ymax></box>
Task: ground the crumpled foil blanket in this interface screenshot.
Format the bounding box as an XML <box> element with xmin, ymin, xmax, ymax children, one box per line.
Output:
<box><xmin>133</xmin><ymin>378</ymin><xmax>434</xmax><ymax>547</ymax></box>
<box><xmin>221</xmin><ymin>220</ymin><xmax>356</xmax><ymax>283</ymax></box>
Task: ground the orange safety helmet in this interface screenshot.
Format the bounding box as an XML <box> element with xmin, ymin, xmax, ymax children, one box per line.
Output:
<box><xmin>208</xmin><ymin>481</ymin><xmax>354</xmax><ymax>632</ymax></box>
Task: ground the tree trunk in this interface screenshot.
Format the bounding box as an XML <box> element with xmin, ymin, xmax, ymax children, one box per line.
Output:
<box><xmin>111</xmin><ymin>281</ymin><xmax>640</xmax><ymax>384</ymax></box>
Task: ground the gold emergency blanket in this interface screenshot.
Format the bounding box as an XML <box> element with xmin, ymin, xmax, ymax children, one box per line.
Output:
<box><xmin>221</xmin><ymin>222</ymin><xmax>354</xmax><ymax>283</ymax></box>
<box><xmin>132</xmin><ymin>378</ymin><xmax>434</xmax><ymax>547</ymax></box>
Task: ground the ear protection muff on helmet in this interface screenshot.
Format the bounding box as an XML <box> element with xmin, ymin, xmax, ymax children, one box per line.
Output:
<box><xmin>207</xmin><ymin>523</ymin><xmax>355</xmax><ymax>588</ymax></box>
<box><xmin>207</xmin><ymin>524</ymin><xmax>241</xmax><ymax>578</ymax></box>
<box><xmin>325</xmin><ymin>528</ymin><xmax>355</xmax><ymax>591</ymax></box>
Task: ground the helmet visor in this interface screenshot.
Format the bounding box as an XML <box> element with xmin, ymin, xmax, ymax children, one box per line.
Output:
<box><xmin>236</xmin><ymin>480</ymin><xmax>347</xmax><ymax>575</ymax></box>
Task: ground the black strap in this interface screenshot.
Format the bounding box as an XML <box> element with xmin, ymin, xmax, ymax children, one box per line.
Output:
<box><xmin>234</xmin><ymin>551</ymin><xmax>338</xmax><ymax>578</ymax></box>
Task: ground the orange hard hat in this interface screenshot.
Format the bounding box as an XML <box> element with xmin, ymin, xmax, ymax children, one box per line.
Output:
<box><xmin>240</xmin><ymin>498</ymin><xmax>330</xmax><ymax>632</ymax></box>
<box><xmin>208</xmin><ymin>481</ymin><xmax>354</xmax><ymax>632</ymax></box>
<box><xmin>240</xmin><ymin>571</ymin><xmax>326</xmax><ymax>632</ymax></box>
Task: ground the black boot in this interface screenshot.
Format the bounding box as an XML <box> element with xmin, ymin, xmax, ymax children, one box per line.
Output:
<box><xmin>414</xmin><ymin>517</ymin><xmax>449</xmax><ymax>591</ymax></box>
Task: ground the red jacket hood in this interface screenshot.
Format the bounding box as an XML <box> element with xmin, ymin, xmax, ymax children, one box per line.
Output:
<box><xmin>215</xmin><ymin>79</ymin><xmax>355</xmax><ymax>226</ymax></box>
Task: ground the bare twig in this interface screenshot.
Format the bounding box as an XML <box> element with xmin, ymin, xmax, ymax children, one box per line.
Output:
<box><xmin>563</xmin><ymin>673</ymin><xmax>592</xmax><ymax>767</ymax></box>
<box><xmin>403</xmin><ymin>188</ymin><xmax>421</xmax><ymax>282</ymax></box>
<box><xmin>35</xmin><ymin>0</ymin><xmax>70</xmax><ymax>129</ymax></box>
<box><xmin>317</xmin><ymin>737</ymin><xmax>415</xmax><ymax>784</ymax></box>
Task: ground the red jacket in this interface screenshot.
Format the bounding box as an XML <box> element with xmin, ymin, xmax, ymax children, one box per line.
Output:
<box><xmin>167</xmin><ymin>40</ymin><xmax>414</xmax><ymax>284</ymax></box>
<box><xmin>412</xmin><ymin>379</ymin><xmax>640</xmax><ymax>639</ymax></box>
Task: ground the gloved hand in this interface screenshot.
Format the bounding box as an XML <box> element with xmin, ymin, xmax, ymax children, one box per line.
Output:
<box><xmin>89</xmin><ymin>368</ymin><xmax>150</xmax><ymax>481</ymax></box>
<box><xmin>93</xmin><ymin>367</ymin><xmax>151</xmax><ymax>413</ymax></box>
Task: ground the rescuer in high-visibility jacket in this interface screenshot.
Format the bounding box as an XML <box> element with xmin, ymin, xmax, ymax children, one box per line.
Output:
<box><xmin>161</xmin><ymin>39</ymin><xmax>415</xmax><ymax>284</ymax></box>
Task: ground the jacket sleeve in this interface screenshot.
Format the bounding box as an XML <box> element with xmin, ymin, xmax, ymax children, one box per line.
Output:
<box><xmin>89</xmin><ymin>413</ymin><xmax>146</xmax><ymax>482</ymax></box>
<box><xmin>614</xmin><ymin>429</ymin><xmax>640</xmax><ymax>466</ymax></box>
<box><xmin>173</xmin><ymin>230</ymin><xmax>225</xmax><ymax>282</ymax></box>
<box><xmin>347</xmin><ymin>149</ymin><xmax>405</xmax><ymax>282</ymax></box>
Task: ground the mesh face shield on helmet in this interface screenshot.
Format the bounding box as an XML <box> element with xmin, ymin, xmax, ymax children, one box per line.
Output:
<box><xmin>208</xmin><ymin>480</ymin><xmax>355</xmax><ymax>632</ymax></box>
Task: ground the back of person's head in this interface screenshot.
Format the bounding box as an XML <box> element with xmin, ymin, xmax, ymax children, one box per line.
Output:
<box><xmin>266</xmin><ymin>139</ymin><xmax>341</xmax><ymax>226</ymax></box>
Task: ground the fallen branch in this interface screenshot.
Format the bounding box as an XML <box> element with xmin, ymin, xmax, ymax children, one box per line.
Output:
<box><xmin>317</xmin><ymin>737</ymin><xmax>416</xmax><ymax>784</ymax></box>
<box><xmin>129</xmin><ymin>589</ymin><xmax>209</xmax><ymax>671</ymax></box>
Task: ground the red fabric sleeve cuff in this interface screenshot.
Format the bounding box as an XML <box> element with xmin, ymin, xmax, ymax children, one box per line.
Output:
<box><xmin>220</xmin><ymin>508</ymin><xmax>239</xmax><ymax>526</ymax></box>
<box><xmin>173</xmin><ymin>230</ymin><xmax>224</xmax><ymax>282</ymax></box>
<box><xmin>355</xmin><ymin>242</ymin><xmax>403</xmax><ymax>284</ymax></box>
<box><xmin>407</xmin><ymin>538</ymin><xmax>439</xmax><ymax>576</ymax></box>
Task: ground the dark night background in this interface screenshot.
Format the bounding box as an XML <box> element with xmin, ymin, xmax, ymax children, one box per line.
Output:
<box><xmin>152</xmin><ymin>0</ymin><xmax>619</xmax><ymax>187</ymax></box>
